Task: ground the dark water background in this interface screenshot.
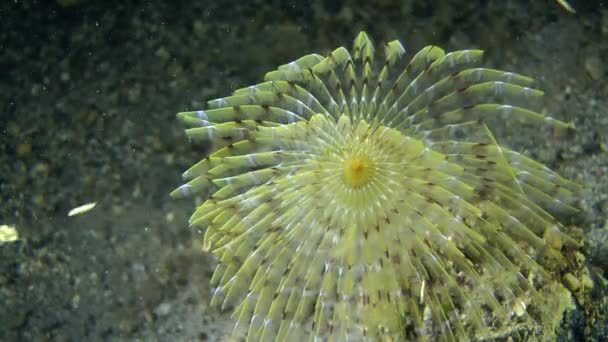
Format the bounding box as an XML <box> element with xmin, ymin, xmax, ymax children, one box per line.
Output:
<box><xmin>1</xmin><ymin>0</ymin><xmax>607</xmax><ymax>340</ymax></box>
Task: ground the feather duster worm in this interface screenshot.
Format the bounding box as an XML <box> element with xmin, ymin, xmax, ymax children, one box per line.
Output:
<box><xmin>173</xmin><ymin>32</ymin><xmax>580</xmax><ymax>341</ymax></box>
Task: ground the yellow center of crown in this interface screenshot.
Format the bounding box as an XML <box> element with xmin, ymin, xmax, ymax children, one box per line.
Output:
<box><xmin>343</xmin><ymin>156</ymin><xmax>374</xmax><ymax>188</ymax></box>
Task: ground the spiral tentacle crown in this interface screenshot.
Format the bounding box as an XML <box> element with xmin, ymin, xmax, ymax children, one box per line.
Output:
<box><xmin>173</xmin><ymin>32</ymin><xmax>580</xmax><ymax>341</ymax></box>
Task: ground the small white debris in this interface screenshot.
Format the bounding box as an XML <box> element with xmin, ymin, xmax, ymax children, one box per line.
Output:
<box><xmin>0</xmin><ymin>224</ymin><xmax>19</xmax><ymax>244</ymax></box>
<box><xmin>155</xmin><ymin>302</ymin><xmax>172</xmax><ymax>317</ymax></box>
<box><xmin>68</xmin><ymin>202</ymin><xmax>97</xmax><ymax>217</ymax></box>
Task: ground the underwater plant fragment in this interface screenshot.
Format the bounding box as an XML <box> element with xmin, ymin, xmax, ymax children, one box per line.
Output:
<box><xmin>173</xmin><ymin>32</ymin><xmax>581</xmax><ymax>341</ymax></box>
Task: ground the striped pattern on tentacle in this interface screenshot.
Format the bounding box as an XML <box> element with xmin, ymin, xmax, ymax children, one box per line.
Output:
<box><xmin>173</xmin><ymin>31</ymin><xmax>580</xmax><ymax>341</ymax></box>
